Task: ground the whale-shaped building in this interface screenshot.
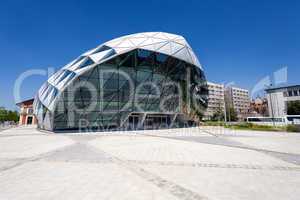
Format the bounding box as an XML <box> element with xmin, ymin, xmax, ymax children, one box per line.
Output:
<box><xmin>34</xmin><ymin>32</ymin><xmax>208</xmax><ymax>131</ymax></box>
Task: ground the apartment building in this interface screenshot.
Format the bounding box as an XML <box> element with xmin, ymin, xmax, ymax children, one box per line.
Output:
<box><xmin>225</xmin><ymin>86</ymin><xmax>251</xmax><ymax>120</ymax></box>
<box><xmin>204</xmin><ymin>82</ymin><xmax>225</xmax><ymax>120</ymax></box>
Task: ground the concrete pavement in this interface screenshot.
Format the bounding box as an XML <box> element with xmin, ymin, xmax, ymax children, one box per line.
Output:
<box><xmin>0</xmin><ymin>126</ymin><xmax>299</xmax><ymax>200</ymax></box>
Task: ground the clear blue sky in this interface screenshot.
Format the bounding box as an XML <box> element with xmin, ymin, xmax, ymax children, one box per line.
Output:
<box><xmin>1</xmin><ymin>0</ymin><xmax>300</xmax><ymax>110</ymax></box>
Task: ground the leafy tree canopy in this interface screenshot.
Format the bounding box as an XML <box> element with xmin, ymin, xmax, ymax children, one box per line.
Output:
<box><xmin>0</xmin><ymin>107</ymin><xmax>19</xmax><ymax>122</ymax></box>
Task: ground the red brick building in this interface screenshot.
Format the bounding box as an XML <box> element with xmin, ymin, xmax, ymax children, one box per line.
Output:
<box><xmin>250</xmin><ymin>97</ymin><xmax>269</xmax><ymax>117</ymax></box>
<box><xmin>16</xmin><ymin>99</ymin><xmax>37</xmax><ymax>125</ymax></box>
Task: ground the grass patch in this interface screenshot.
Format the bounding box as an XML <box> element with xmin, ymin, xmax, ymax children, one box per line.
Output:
<box><xmin>225</xmin><ymin>123</ymin><xmax>284</xmax><ymax>132</ymax></box>
<box><xmin>204</xmin><ymin>121</ymin><xmax>300</xmax><ymax>132</ymax></box>
<box><xmin>203</xmin><ymin>121</ymin><xmax>226</xmax><ymax>126</ymax></box>
<box><xmin>286</xmin><ymin>124</ymin><xmax>300</xmax><ymax>132</ymax></box>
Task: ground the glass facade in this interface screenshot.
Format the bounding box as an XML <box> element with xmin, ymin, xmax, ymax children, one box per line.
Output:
<box><xmin>35</xmin><ymin>49</ymin><xmax>208</xmax><ymax>131</ymax></box>
<box><xmin>34</xmin><ymin>32</ymin><xmax>208</xmax><ymax>132</ymax></box>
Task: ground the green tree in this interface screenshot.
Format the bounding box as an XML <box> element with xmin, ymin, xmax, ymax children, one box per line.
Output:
<box><xmin>0</xmin><ymin>107</ymin><xmax>7</xmax><ymax>122</ymax></box>
<box><xmin>211</xmin><ymin>106</ymin><xmax>224</xmax><ymax>121</ymax></box>
<box><xmin>7</xmin><ymin>110</ymin><xmax>19</xmax><ymax>122</ymax></box>
<box><xmin>226</xmin><ymin>107</ymin><xmax>238</xmax><ymax>122</ymax></box>
<box><xmin>0</xmin><ymin>107</ymin><xmax>19</xmax><ymax>122</ymax></box>
<box><xmin>287</xmin><ymin>101</ymin><xmax>300</xmax><ymax>115</ymax></box>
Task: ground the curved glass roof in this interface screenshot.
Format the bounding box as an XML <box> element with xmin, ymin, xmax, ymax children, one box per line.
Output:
<box><xmin>36</xmin><ymin>32</ymin><xmax>202</xmax><ymax>111</ymax></box>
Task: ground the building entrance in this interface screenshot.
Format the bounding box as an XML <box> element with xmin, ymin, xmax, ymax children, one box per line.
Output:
<box><xmin>144</xmin><ymin>115</ymin><xmax>170</xmax><ymax>129</ymax></box>
<box><xmin>27</xmin><ymin>116</ymin><xmax>33</xmax><ymax>125</ymax></box>
<box><xmin>128</xmin><ymin>115</ymin><xmax>139</xmax><ymax>130</ymax></box>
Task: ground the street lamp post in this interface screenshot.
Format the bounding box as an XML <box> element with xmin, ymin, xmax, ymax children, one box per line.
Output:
<box><xmin>223</xmin><ymin>84</ymin><xmax>227</xmax><ymax>123</ymax></box>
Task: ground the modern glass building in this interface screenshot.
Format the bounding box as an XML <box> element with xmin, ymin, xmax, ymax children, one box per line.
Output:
<box><xmin>34</xmin><ymin>32</ymin><xmax>208</xmax><ymax>131</ymax></box>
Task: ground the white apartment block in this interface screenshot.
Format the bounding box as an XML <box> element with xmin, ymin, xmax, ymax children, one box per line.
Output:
<box><xmin>226</xmin><ymin>86</ymin><xmax>250</xmax><ymax>120</ymax></box>
<box><xmin>204</xmin><ymin>82</ymin><xmax>225</xmax><ymax>120</ymax></box>
<box><xmin>265</xmin><ymin>85</ymin><xmax>300</xmax><ymax>118</ymax></box>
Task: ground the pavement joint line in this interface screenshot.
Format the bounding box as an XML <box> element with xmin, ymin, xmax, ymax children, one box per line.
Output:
<box><xmin>0</xmin><ymin>138</ymin><xmax>112</xmax><ymax>174</ymax></box>
<box><xmin>0</xmin><ymin>138</ymin><xmax>117</xmax><ymax>174</ymax></box>
<box><xmin>198</xmin><ymin>129</ymin><xmax>219</xmax><ymax>137</ymax></box>
<box><xmin>0</xmin><ymin>142</ymin><xmax>78</xmax><ymax>174</ymax></box>
<box><xmin>103</xmin><ymin>152</ymin><xmax>210</xmax><ymax>200</ymax></box>
<box><xmin>77</xmin><ymin>139</ymin><xmax>210</xmax><ymax>200</ymax></box>
<box><xmin>0</xmin><ymin>155</ymin><xmax>49</xmax><ymax>173</ymax></box>
<box><xmin>142</xmin><ymin>134</ymin><xmax>300</xmax><ymax>166</ymax></box>
<box><xmin>42</xmin><ymin>141</ymin><xmax>114</xmax><ymax>163</ymax></box>
<box><xmin>125</xmin><ymin>160</ymin><xmax>300</xmax><ymax>171</ymax></box>
<box><xmin>74</xmin><ymin>139</ymin><xmax>208</xmax><ymax>200</ymax></box>
<box><xmin>33</xmin><ymin>138</ymin><xmax>210</xmax><ymax>200</ymax></box>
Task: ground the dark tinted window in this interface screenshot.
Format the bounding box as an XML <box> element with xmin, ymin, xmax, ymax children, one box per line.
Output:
<box><xmin>78</xmin><ymin>58</ymin><xmax>94</xmax><ymax>69</ymax></box>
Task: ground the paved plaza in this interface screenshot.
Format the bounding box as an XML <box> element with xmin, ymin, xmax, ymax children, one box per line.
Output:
<box><xmin>0</xmin><ymin>126</ymin><xmax>300</xmax><ymax>200</ymax></box>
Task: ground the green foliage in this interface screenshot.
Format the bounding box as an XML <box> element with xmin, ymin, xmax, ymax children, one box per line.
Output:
<box><xmin>226</xmin><ymin>107</ymin><xmax>238</xmax><ymax>121</ymax></box>
<box><xmin>225</xmin><ymin>123</ymin><xmax>277</xmax><ymax>131</ymax></box>
<box><xmin>225</xmin><ymin>123</ymin><xmax>300</xmax><ymax>132</ymax></box>
<box><xmin>0</xmin><ymin>107</ymin><xmax>19</xmax><ymax>122</ymax></box>
<box><xmin>203</xmin><ymin>120</ymin><xmax>300</xmax><ymax>133</ymax></box>
<box><xmin>203</xmin><ymin>121</ymin><xmax>226</xmax><ymax>126</ymax></box>
<box><xmin>287</xmin><ymin>100</ymin><xmax>300</xmax><ymax>115</ymax></box>
<box><xmin>211</xmin><ymin>109</ymin><xmax>224</xmax><ymax>121</ymax></box>
<box><xmin>286</xmin><ymin>125</ymin><xmax>300</xmax><ymax>132</ymax></box>
<box><xmin>194</xmin><ymin>109</ymin><xmax>204</xmax><ymax>120</ymax></box>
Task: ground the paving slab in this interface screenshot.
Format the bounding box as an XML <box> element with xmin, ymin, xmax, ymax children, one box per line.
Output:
<box><xmin>0</xmin><ymin>126</ymin><xmax>299</xmax><ymax>200</ymax></box>
<box><xmin>139</xmin><ymin>165</ymin><xmax>300</xmax><ymax>200</ymax></box>
<box><xmin>0</xmin><ymin>161</ymin><xmax>178</xmax><ymax>200</ymax></box>
<box><xmin>89</xmin><ymin>136</ymin><xmax>297</xmax><ymax>167</ymax></box>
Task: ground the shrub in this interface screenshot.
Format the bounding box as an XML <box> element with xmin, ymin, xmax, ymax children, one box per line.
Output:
<box><xmin>225</xmin><ymin>123</ymin><xmax>283</xmax><ymax>132</ymax></box>
<box><xmin>203</xmin><ymin>121</ymin><xmax>225</xmax><ymax>126</ymax></box>
<box><xmin>286</xmin><ymin>125</ymin><xmax>300</xmax><ymax>132</ymax></box>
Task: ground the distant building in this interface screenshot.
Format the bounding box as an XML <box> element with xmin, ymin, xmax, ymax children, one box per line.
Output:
<box><xmin>225</xmin><ymin>86</ymin><xmax>251</xmax><ymax>120</ymax></box>
<box><xmin>204</xmin><ymin>82</ymin><xmax>225</xmax><ymax>120</ymax></box>
<box><xmin>250</xmin><ymin>97</ymin><xmax>269</xmax><ymax>117</ymax></box>
<box><xmin>16</xmin><ymin>99</ymin><xmax>37</xmax><ymax>125</ymax></box>
<box><xmin>265</xmin><ymin>85</ymin><xmax>300</xmax><ymax>118</ymax></box>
